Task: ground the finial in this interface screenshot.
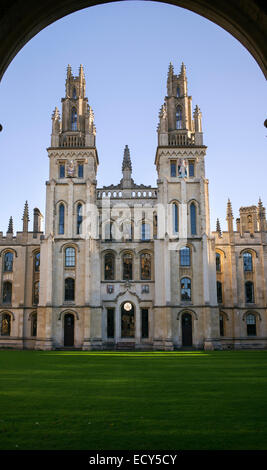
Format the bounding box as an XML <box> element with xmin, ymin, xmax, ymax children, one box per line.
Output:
<box><xmin>122</xmin><ymin>145</ymin><xmax>132</xmax><ymax>172</ymax></box>
<box><xmin>216</xmin><ymin>218</ymin><xmax>222</xmax><ymax>237</ymax></box>
<box><xmin>67</xmin><ymin>64</ymin><xmax>72</xmax><ymax>76</ymax></box>
<box><xmin>7</xmin><ymin>216</ymin><xmax>13</xmax><ymax>234</ymax></box>
<box><xmin>79</xmin><ymin>64</ymin><xmax>84</xmax><ymax>77</ymax></box>
<box><xmin>52</xmin><ymin>106</ymin><xmax>60</xmax><ymax>120</ymax></box>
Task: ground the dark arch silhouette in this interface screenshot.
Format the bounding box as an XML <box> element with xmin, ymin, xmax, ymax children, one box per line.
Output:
<box><xmin>0</xmin><ymin>1</ymin><xmax>266</xmax><ymax>84</ymax></box>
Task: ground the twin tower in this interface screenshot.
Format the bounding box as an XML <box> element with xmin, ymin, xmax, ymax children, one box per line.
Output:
<box><xmin>36</xmin><ymin>61</ymin><xmax>218</xmax><ymax>351</ymax></box>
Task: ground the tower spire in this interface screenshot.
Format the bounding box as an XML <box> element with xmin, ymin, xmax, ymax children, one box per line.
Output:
<box><xmin>22</xmin><ymin>201</ymin><xmax>29</xmax><ymax>233</ymax></box>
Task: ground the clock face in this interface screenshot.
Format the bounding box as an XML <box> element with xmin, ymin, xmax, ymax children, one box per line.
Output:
<box><xmin>124</xmin><ymin>302</ymin><xmax>132</xmax><ymax>311</ymax></box>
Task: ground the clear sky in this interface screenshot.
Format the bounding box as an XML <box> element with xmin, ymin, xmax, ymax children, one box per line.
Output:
<box><xmin>0</xmin><ymin>1</ymin><xmax>266</xmax><ymax>234</ymax></box>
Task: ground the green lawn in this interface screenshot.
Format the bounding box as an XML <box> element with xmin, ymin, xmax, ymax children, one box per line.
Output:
<box><xmin>0</xmin><ymin>350</ymin><xmax>267</xmax><ymax>450</ymax></box>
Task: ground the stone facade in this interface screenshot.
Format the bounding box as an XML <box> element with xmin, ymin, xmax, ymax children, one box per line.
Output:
<box><xmin>1</xmin><ymin>63</ymin><xmax>266</xmax><ymax>350</ymax></box>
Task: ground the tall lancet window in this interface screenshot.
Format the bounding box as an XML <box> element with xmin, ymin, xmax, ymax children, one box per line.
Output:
<box><xmin>190</xmin><ymin>203</ymin><xmax>197</xmax><ymax>235</ymax></box>
<box><xmin>72</xmin><ymin>87</ymin><xmax>77</xmax><ymax>99</ymax></box>
<box><xmin>77</xmin><ymin>204</ymin><xmax>83</xmax><ymax>235</ymax></box>
<box><xmin>172</xmin><ymin>203</ymin><xmax>178</xmax><ymax>234</ymax></box>
<box><xmin>59</xmin><ymin>204</ymin><xmax>65</xmax><ymax>235</ymax></box>
<box><xmin>177</xmin><ymin>86</ymin><xmax>180</xmax><ymax>97</ymax></box>
<box><xmin>71</xmin><ymin>108</ymin><xmax>77</xmax><ymax>131</ymax></box>
<box><xmin>176</xmin><ymin>106</ymin><xmax>182</xmax><ymax>129</ymax></box>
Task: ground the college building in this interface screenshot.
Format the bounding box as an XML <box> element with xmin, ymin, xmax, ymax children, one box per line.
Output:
<box><xmin>0</xmin><ymin>63</ymin><xmax>266</xmax><ymax>350</ymax></box>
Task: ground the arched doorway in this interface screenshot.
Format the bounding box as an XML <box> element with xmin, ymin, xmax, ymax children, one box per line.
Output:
<box><xmin>64</xmin><ymin>313</ymin><xmax>74</xmax><ymax>346</ymax></box>
<box><xmin>121</xmin><ymin>302</ymin><xmax>135</xmax><ymax>338</ymax></box>
<box><xmin>182</xmin><ymin>312</ymin><xmax>192</xmax><ymax>347</ymax></box>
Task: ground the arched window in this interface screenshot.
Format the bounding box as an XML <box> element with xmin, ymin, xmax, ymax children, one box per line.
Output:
<box><xmin>31</xmin><ymin>312</ymin><xmax>37</xmax><ymax>337</ymax></box>
<box><xmin>141</xmin><ymin>223</ymin><xmax>150</xmax><ymax>241</ymax></box>
<box><xmin>65</xmin><ymin>278</ymin><xmax>75</xmax><ymax>301</ymax></box>
<box><xmin>59</xmin><ymin>204</ymin><xmax>65</xmax><ymax>235</ymax></box>
<box><xmin>246</xmin><ymin>313</ymin><xmax>256</xmax><ymax>336</ymax></box>
<box><xmin>181</xmin><ymin>277</ymin><xmax>191</xmax><ymax>301</ymax></box>
<box><xmin>245</xmin><ymin>282</ymin><xmax>254</xmax><ymax>303</ymax></box>
<box><xmin>140</xmin><ymin>253</ymin><xmax>151</xmax><ymax>280</ymax></box>
<box><xmin>217</xmin><ymin>281</ymin><xmax>223</xmax><ymax>303</ymax></box>
<box><xmin>176</xmin><ymin>106</ymin><xmax>182</xmax><ymax>129</ymax></box>
<box><xmin>33</xmin><ymin>281</ymin><xmax>39</xmax><ymax>305</ymax></box>
<box><xmin>34</xmin><ymin>252</ymin><xmax>40</xmax><ymax>272</ymax></box>
<box><xmin>219</xmin><ymin>314</ymin><xmax>225</xmax><ymax>336</ymax></box>
<box><xmin>104</xmin><ymin>252</ymin><xmax>115</xmax><ymax>280</ymax></box>
<box><xmin>190</xmin><ymin>203</ymin><xmax>197</xmax><ymax>235</ymax></box>
<box><xmin>243</xmin><ymin>252</ymin><xmax>253</xmax><ymax>272</ymax></box>
<box><xmin>180</xmin><ymin>247</ymin><xmax>190</xmax><ymax>266</ymax></box>
<box><xmin>65</xmin><ymin>247</ymin><xmax>76</xmax><ymax>267</ymax></box>
<box><xmin>216</xmin><ymin>253</ymin><xmax>221</xmax><ymax>272</ymax></box>
<box><xmin>177</xmin><ymin>86</ymin><xmax>180</xmax><ymax>97</ymax></box>
<box><xmin>123</xmin><ymin>253</ymin><xmax>133</xmax><ymax>280</ymax></box>
<box><xmin>77</xmin><ymin>203</ymin><xmax>83</xmax><ymax>235</ymax></box>
<box><xmin>71</xmin><ymin>108</ymin><xmax>77</xmax><ymax>130</ymax></box>
<box><xmin>3</xmin><ymin>281</ymin><xmax>12</xmax><ymax>304</ymax></box>
<box><xmin>72</xmin><ymin>87</ymin><xmax>77</xmax><ymax>99</ymax></box>
<box><xmin>172</xmin><ymin>203</ymin><xmax>178</xmax><ymax>234</ymax></box>
<box><xmin>1</xmin><ymin>313</ymin><xmax>11</xmax><ymax>336</ymax></box>
<box><xmin>3</xmin><ymin>252</ymin><xmax>13</xmax><ymax>272</ymax></box>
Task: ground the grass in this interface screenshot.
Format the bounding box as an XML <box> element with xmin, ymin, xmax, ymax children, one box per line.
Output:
<box><xmin>0</xmin><ymin>350</ymin><xmax>267</xmax><ymax>450</ymax></box>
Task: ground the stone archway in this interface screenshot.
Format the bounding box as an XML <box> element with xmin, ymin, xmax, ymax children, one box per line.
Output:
<box><xmin>0</xmin><ymin>1</ymin><xmax>266</xmax><ymax>85</ymax></box>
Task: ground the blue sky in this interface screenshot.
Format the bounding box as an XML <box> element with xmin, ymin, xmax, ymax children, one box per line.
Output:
<box><xmin>0</xmin><ymin>1</ymin><xmax>266</xmax><ymax>233</ymax></box>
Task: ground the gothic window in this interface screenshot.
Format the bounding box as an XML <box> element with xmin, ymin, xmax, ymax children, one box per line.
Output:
<box><xmin>104</xmin><ymin>253</ymin><xmax>115</xmax><ymax>280</ymax></box>
<box><xmin>59</xmin><ymin>204</ymin><xmax>65</xmax><ymax>235</ymax></box>
<box><xmin>243</xmin><ymin>252</ymin><xmax>253</xmax><ymax>272</ymax></box>
<box><xmin>123</xmin><ymin>253</ymin><xmax>133</xmax><ymax>280</ymax></box>
<box><xmin>141</xmin><ymin>308</ymin><xmax>149</xmax><ymax>338</ymax></box>
<box><xmin>31</xmin><ymin>312</ymin><xmax>37</xmax><ymax>337</ymax></box>
<box><xmin>77</xmin><ymin>204</ymin><xmax>83</xmax><ymax>235</ymax></box>
<box><xmin>1</xmin><ymin>313</ymin><xmax>11</xmax><ymax>336</ymax></box>
<box><xmin>216</xmin><ymin>253</ymin><xmax>221</xmax><ymax>272</ymax></box>
<box><xmin>246</xmin><ymin>313</ymin><xmax>256</xmax><ymax>336</ymax></box>
<box><xmin>170</xmin><ymin>160</ymin><xmax>176</xmax><ymax>177</ymax></box>
<box><xmin>141</xmin><ymin>223</ymin><xmax>150</xmax><ymax>241</ymax></box>
<box><xmin>3</xmin><ymin>252</ymin><xmax>13</xmax><ymax>272</ymax></box>
<box><xmin>71</xmin><ymin>108</ymin><xmax>77</xmax><ymax>131</ymax></box>
<box><xmin>65</xmin><ymin>278</ymin><xmax>75</xmax><ymax>302</ymax></box>
<box><xmin>65</xmin><ymin>247</ymin><xmax>76</xmax><ymax>267</ymax></box>
<box><xmin>140</xmin><ymin>253</ymin><xmax>151</xmax><ymax>280</ymax></box>
<box><xmin>245</xmin><ymin>281</ymin><xmax>254</xmax><ymax>303</ymax></box>
<box><xmin>189</xmin><ymin>161</ymin><xmax>195</xmax><ymax>177</ymax></box>
<box><xmin>219</xmin><ymin>314</ymin><xmax>224</xmax><ymax>336</ymax></box>
<box><xmin>217</xmin><ymin>281</ymin><xmax>223</xmax><ymax>303</ymax></box>
<box><xmin>181</xmin><ymin>277</ymin><xmax>191</xmax><ymax>301</ymax></box>
<box><xmin>3</xmin><ymin>281</ymin><xmax>12</xmax><ymax>304</ymax></box>
<box><xmin>72</xmin><ymin>87</ymin><xmax>77</xmax><ymax>99</ymax></box>
<box><xmin>176</xmin><ymin>106</ymin><xmax>182</xmax><ymax>130</ymax></box>
<box><xmin>190</xmin><ymin>202</ymin><xmax>197</xmax><ymax>235</ymax></box>
<box><xmin>176</xmin><ymin>86</ymin><xmax>180</xmax><ymax>97</ymax></box>
<box><xmin>59</xmin><ymin>164</ymin><xmax>65</xmax><ymax>178</ymax></box>
<box><xmin>78</xmin><ymin>164</ymin><xmax>84</xmax><ymax>178</ymax></box>
<box><xmin>34</xmin><ymin>252</ymin><xmax>40</xmax><ymax>272</ymax></box>
<box><xmin>107</xmin><ymin>308</ymin><xmax>115</xmax><ymax>338</ymax></box>
<box><xmin>180</xmin><ymin>247</ymin><xmax>190</xmax><ymax>266</ymax></box>
<box><xmin>33</xmin><ymin>281</ymin><xmax>40</xmax><ymax>305</ymax></box>
<box><xmin>172</xmin><ymin>203</ymin><xmax>178</xmax><ymax>234</ymax></box>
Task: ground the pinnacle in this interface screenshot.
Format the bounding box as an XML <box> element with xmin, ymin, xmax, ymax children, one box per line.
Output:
<box><xmin>226</xmin><ymin>198</ymin><xmax>233</xmax><ymax>218</ymax></box>
<box><xmin>7</xmin><ymin>216</ymin><xmax>13</xmax><ymax>234</ymax></box>
<box><xmin>216</xmin><ymin>218</ymin><xmax>222</xmax><ymax>237</ymax></box>
<box><xmin>122</xmin><ymin>145</ymin><xmax>132</xmax><ymax>172</ymax></box>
